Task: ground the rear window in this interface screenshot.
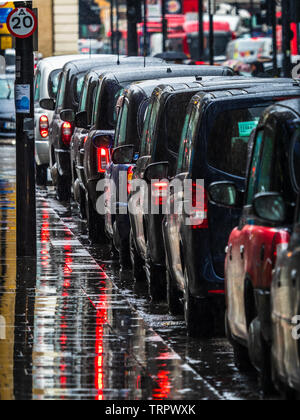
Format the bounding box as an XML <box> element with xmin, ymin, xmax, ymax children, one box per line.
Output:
<box><xmin>207</xmin><ymin>106</ymin><xmax>265</xmax><ymax>178</ymax></box>
<box><xmin>48</xmin><ymin>69</ymin><xmax>61</xmax><ymax>99</ymax></box>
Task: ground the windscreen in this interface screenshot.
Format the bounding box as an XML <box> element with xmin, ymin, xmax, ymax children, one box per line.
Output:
<box><xmin>0</xmin><ymin>78</ymin><xmax>14</xmax><ymax>100</ymax></box>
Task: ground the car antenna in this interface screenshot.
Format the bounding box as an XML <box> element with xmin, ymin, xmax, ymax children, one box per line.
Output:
<box><xmin>143</xmin><ymin>0</ymin><xmax>147</xmax><ymax>67</ymax></box>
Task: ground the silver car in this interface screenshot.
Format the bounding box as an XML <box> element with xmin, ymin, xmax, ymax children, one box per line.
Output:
<box><xmin>34</xmin><ymin>55</ymin><xmax>83</xmax><ymax>185</ymax></box>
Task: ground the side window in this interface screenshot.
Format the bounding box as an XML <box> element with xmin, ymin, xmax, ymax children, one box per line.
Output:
<box><xmin>246</xmin><ymin>127</ymin><xmax>274</xmax><ymax>204</ymax></box>
<box><xmin>115</xmin><ymin>99</ymin><xmax>129</xmax><ymax>147</ymax></box>
<box><xmin>291</xmin><ymin>130</ymin><xmax>300</xmax><ymax>192</ymax></box>
<box><xmin>177</xmin><ymin>107</ymin><xmax>198</xmax><ymax>174</ymax></box>
<box><xmin>34</xmin><ymin>70</ymin><xmax>41</xmax><ymax>103</ymax></box>
<box><xmin>56</xmin><ymin>72</ymin><xmax>66</xmax><ymax>111</ymax></box>
<box><xmin>78</xmin><ymin>82</ymin><xmax>88</xmax><ymax>113</ymax></box>
<box><xmin>92</xmin><ymin>82</ymin><xmax>101</xmax><ymax>126</ymax></box>
<box><xmin>140</xmin><ymin>102</ymin><xmax>153</xmax><ymax>156</ymax></box>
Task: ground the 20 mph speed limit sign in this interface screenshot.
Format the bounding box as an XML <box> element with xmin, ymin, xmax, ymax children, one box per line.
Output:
<box><xmin>6</xmin><ymin>7</ymin><xmax>37</xmax><ymax>38</ymax></box>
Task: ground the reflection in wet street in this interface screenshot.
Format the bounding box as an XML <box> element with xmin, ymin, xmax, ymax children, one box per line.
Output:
<box><xmin>0</xmin><ymin>145</ymin><xmax>263</xmax><ymax>400</ymax></box>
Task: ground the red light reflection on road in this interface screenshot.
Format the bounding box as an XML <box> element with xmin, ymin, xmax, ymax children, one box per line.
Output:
<box><xmin>94</xmin><ymin>283</ymin><xmax>108</xmax><ymax>401</ymax></box>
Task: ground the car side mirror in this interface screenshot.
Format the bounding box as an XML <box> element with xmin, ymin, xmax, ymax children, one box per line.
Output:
<box><xmin>40</xmin><ymin>98</ymin><xmax>55</xmax><ymax>111</ymax></box>
<box><xmin>253</xmin><ymin>193</ymin><xmax>286</xmax><ymax>223</ymax></box>
<box><xmin>112</xmin><ymin>145</ymin><xmax>135</xmax><ymax>165</ymax></box>
<box><xmin>144</xmin><ymin>162</ymin><xmax>169</xmax><ymax>183</ymax></box>
<box><xmin>75</xmin><ymin>111</ymin><xmax>89</xmax><ymax>129</ymax></box>
<box><xmin>60</xmin><ymin>109</ymin><xmax>75</xmax><ymax>123</ymax></box>
<box><xmin>208</xmin><ymin>181</ymin><xmax>242</xmax><ymax>208</ymax></box>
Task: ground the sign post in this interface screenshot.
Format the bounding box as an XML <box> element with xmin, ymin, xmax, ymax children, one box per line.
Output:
<box><xmin>7</xmin><ymin>1</ymin><xmax>37</xmax><ymax>258</ymax></box>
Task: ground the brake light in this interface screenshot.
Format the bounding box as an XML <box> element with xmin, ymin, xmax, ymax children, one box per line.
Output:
<box><xmin>208</xmin><ymin>290</ymin><xmax>225</xmax><ymax>295</ymax></box>
<box><xmin>97</xmin><ymin>147</ymin><xmax>109</xmax><ymax>173</ymax></box>
<box><xmin>84</xmin><ymin>135</ymin><xmax>88</xmax><ymax>144</ymax></box>
<box><xmin>153</xmin><ymin>181</ymin><xmax>169</xmax><ymax>206</ymax></box>
<box><xmin>189</xmin><ymin>183</ymin><xmax>208</xmax><ymax>230</ymax></box>
<box><xmin>39</xmin><ymin>115</ymin><xmax>49</xmax><ymax>138</ymax></box>
<box><xmin>61</xmin><ymin>122</ymin><xmax>72</xmax><ymax>146</ymax></box>
<box><xmin>127</xmin><ymin>166</ymin><xmax>134</xmax><ymax>195</ymax></box>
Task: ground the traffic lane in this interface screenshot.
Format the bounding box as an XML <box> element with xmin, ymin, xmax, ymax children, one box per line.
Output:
<box><xmin>53</xmin><ymin>193</ymin><xmax>268</xmax><ymax>401</ymax></box>
<box><xmin>34</xmin><ymin>190</ymin><xmax>221</xmax><ymax>400</ymax></box>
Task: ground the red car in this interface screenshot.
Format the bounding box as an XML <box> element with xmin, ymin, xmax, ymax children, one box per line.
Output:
<box><xmin>208</xmin><ymin>98</ymin><xmax>300</xmax><ymax>393</ymax></box>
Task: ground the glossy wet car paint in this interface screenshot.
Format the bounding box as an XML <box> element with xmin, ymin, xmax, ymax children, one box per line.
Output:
<box><xmin>225</xmin><ymin>100</ymin><xmax>299</xmax><ymax>354</ymax></box>
<box><xmin>83</xmin><ymin>65</ymin><xmax>233</xmax><ymax>243</ymax></box>
<box><xmin>162</xmin><ymin>82</ymin><xmax>300</xmax><ymax>338</ymax></box>
<box><xmin>271</xmin><ymin>196</ymin><xmax>300</xmax><ymax>397</ymax></box>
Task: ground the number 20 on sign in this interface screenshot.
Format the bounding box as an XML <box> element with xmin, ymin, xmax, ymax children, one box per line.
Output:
<box><xmin>6</xmin><ymin>7</ymin><xmax>37</xmax><ymax>39</ymax></box>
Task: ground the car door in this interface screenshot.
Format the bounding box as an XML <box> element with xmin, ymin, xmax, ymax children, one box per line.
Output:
<box><xmin>129</xmin><ymin>98</ymin><xmax>160</xmax><ymax>259</ymax></box>
<box><xmin>164</xmin><ymin>108</ymin><xmax>196</xmax><ymax>291</ymax></box>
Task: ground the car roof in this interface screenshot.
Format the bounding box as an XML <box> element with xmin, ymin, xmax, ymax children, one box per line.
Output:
<box><xmin>258</xmin><ymin>98</ymin><xmax>300</xmax><ymax>127</ymax></box>
<box><xmin>61</xmin><ymin>55</ymin><xmax>118</xmax><ymax>73</ymax></box>
<box><xmin>37</xmin><ymin>54</ymin><xmax>92</xmax><ymax>72</ymax></box>
<box><xmin>96</xmin><ymin>65</ymin><xmax>234</xmax><ymax>84</ymax></box>
<box><xmin>125</xmin><ymin>76</ymin><xmax>215</xmax><ymax>98</ymax></box>
<box><xmin>190</xmin><ymin>80</ymin><xmax>300</xmax><ymax>104</ymax></box>
<box><xmin>145</xmin><ymin>77</ymin><xmax>299</xmax><ymax>108</ymax></box>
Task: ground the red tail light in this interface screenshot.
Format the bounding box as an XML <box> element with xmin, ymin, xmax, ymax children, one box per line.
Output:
<box><xmin>61</xmin><ymin>122</ymin><xmax>72</xmax><ymax>146</ymax></box>
<box><xmin>127</xmin><ymin>165</ymin><xmax>134</xmax><ymax>195</ymax></box>
<box><xmin>153</xmin><ymin>181</ymin><xmax>169</xmax><ymax>206</ymax></box>
<box><xmin>189</xmin><ymin>183</ymin><xmax>208</xmax><ymax>230</ymax></box>
<box><xmin>97</xmin><ymin>147</ymin><xmax>109</xmax><ymax>173</ymax></box>
<box><xmin>39</xmin><ymin>115</ymin><xmax>49</xmax><ymax>138</ymax></box>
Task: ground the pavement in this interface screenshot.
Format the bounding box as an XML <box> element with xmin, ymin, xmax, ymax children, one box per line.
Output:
<box><xmin>0</xmin><ymin>144</ymin><xmax>270</xmax><ymax>401</ymax></box>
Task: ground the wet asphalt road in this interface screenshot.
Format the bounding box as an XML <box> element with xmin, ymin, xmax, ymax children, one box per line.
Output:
<box><xmin>0</xmin><ymin>144</ymin><xmax>266</xmax><ymax>400</ymax></box>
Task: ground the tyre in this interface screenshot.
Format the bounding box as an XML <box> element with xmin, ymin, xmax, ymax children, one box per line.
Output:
<box><xmin>167</xmin><ymin>269</ymin><xmax>183</xmax><ymax>316</ymax></box>
<box><xmin>36</xmin><ymin>164</ymin><xmax>48</xmax><ymax>186</ymax></box>
<box><xmin>85</xmin><ymin>194</ymin><xmax>108</xmax><ymax>244</ymax></box>
<box><xmin>183</xmin><ymin>268</ymin><xmax>213</xmax><ymax>338</ymax></box>
<box><xmin>79</xmin><ymin>187</ymin><xmax>87</xmax><ymax>220</ymax></box>
<box><xmin>56</xmin><ymin>174</ymin><xmax>71</xmax><ymax>202</ymax></box>
<box><xmin>130</xmin><ymin>230</ymin><xmax>146</xmax><ymax>282</ymax></box>
<box><xmin>119</xmin><ymin>238</ymin><xmax>132</xmax><ymax>270</ymax></box>
<box><xmin>232</xmin><ymin>340</ymin><xmax>254</xmax><ymax>373</ymax></box>
<box><xmin>145</xmin><ymin>245</ymin><xmax>167</xmax><ymax>303</ymax></box>
<box><xmin>226</xmin><ymin>312</ymin><xmax>254</xmax><ymax>373</ymax></box>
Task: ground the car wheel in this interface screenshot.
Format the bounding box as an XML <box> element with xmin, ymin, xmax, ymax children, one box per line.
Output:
<box><xmin>225</xmin><ymin>310</ymin><xmax>254</xmax><ymax>372</ymax></box>
<box><xmin>130</xmin><ymin>230</ymin><xmax>146</xmax><ymax>282</ymax></box>
<box><xmin>79</xmin><ymin>186</ymin><xmax>87</xmax><ymax>219</ymax></box>
<box><xmin>145</xmin><ymin>245</ymin><xmax>166</xmax><ymax>303</ymax></box>
<box><xmin>36</xmin><ymin>164</ymin><xmax>48</xmax><ymax>186</ymax></box>
<box><xmin>119</xmin><ymin>238</ymin><xmax>132</xmax><ymax>270</ymax></box>
<box><xmin>167</xmin><ymin>269</ymin><xmax>183</xmax><ymax>316</ymax></box>
<box><xmin>56</xmin><ymin>174</ymin><xmax>71</xmax><ymax>202</ymax></box>
<box><xmin>184</xmin><ymin>276</ymin><xmax>213</xmax><ymax>338</ymax></box>
<box><xmin>85</xmin><ymin>194</ymin><xmax>108</xmax><ymax>244</ymax></box>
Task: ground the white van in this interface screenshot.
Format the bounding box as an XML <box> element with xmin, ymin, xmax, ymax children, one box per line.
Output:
<box><xmin>34</xmin><ymin>55</ymin><xmax>84</xmax><ymax>185</ymax></box>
